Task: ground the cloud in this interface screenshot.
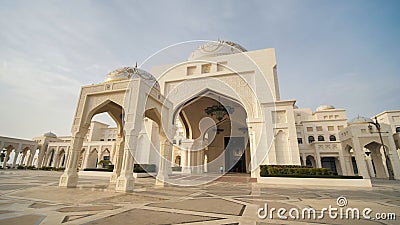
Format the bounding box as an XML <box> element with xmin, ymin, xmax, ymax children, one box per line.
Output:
<box><xmin>0</xmin><ymin>0</ymin><xmax>399</xmax><ymax>139</ymax></box>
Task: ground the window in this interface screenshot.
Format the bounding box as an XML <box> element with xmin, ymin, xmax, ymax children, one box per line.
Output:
<box><xmin>396</xmin><ymin>127</ymin><xmax>400</xmax><ymax>133</ymax></box>
<box><xmin>329</xmin><ymin>135</ymin><xmax>336</xmax><ymax>141</ymax></box>
<box><xmin>308</xmin><ymin>136</ymin><xmax>315</xmax><ymax>143</ymax></box>
<box><xmin>297</xmin><ymin>138</ymin><xmax>303</xmax><ymax>144</ymax></box>
<box><xmin>201</xmin><ymin>64</ymin><xmax>211</xmax><ymax>73</ymax></box>
<box><xmin>361</xmin><ymin>129</ymin><xmax>367</xmax><ymax>134</ymax></box>
<box><xmin>307</xmin><ymin>127</ymin><xmax>313</xmax><ymax>132</ymax></box>
<box><xmin>316</xmin><ymin>126</ymin><xmax>323</xmax><ymax>131</ymax></box>
<box><xmin>328</xmin><ymin>126</ymin><xmax>334</xmax><ymax>131</ymax></box>
<box><xmin>318</xmin><ymin>135</ymin><xmax>325</xmax><ymax>141</ymax></box>
<box><xmin>338</xmin><ymin>125</ymin><xmax>344</xmax><ymax>131</ymax></box>
<box><xmin>107</xmin><ymin>139</ymin><xmax>111</xmax><ymax>141</ymax></box>
<box><xmin>179</xmin><ymin>140</ymin><xmax>182</xmax><ymax>145</ymax></box>
<box><xmin>100</xmin><ymin>139</ymin><xmax>104</xmax><ymax>141</ymax></box>
<box><xmin>173</xmin><ymin>140</ymin><xmax>176</xmax><ymax>144</ymax></box>
<box><xmin>187</xmin><ymin>66</ymin><xmax>196</xmax><ymax>75</ymax></box>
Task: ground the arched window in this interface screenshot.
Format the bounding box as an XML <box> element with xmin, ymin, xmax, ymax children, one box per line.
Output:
<box><xmin>329</xmin><ymin>135</ymin><xmax>336</xmax><ymax>141</ymax></box>
<box><xmin>396</xmin><ymin>127</ymin><xmax>400</xmax><ymax>133</ymax></box>
<box><xmin>318</xmin><ymin>135</ymin><xmax>325</xmax><ymax>141</ymax></box>
<box><xmin>308</xmin><ymin>136</ymin><xmax>315</xmax><ymax>143</ymax></box>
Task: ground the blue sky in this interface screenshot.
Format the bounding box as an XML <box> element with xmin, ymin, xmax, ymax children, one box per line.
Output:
<box><xmin>0</xmin><ymin>0</ymin><xmax>399</xmax><ymax>139</ymax></box>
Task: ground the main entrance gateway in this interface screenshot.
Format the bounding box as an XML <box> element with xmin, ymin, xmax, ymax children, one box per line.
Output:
<box><xmin>172</xmin><ymin>90</ymin><xmax>251</xmax><ymax>174</ymax></box>
<box><xmin>224</xmin><ymin>137</ymin><xmax>246</xmax><ymax>173</ymax></box>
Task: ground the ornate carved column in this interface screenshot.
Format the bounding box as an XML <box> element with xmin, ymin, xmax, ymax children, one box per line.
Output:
<box><xmin>338</xmin><ymin>152</ymin><xmax>350</xmax><ymax>176</ymax></box>
<box><xmin>246</xmin><ymin>119</ymin><xmax>264</xmax><ymax>178</ymax></box>
<box><xmin>181</xmin><ymin>148</ymin><xmax>188</xmax><ymax>172</ymax></box>
<box><xmin>12</xmin><ymin>144</ymin><xmax>22</xmax><ymax>168</ymax></box>
<box><xmin>387</xmin><ymin>137</ymin><xmax>400</xmax><ymax>180</ymax></box>
<box><xmin>352</xmin><ymin>138</ymin><xmax>370</xmax><ymax>179</ymax></box>
<box><xmin>26</xmin><ymin>149</ymin><xmax>33</xmax><ymax>166</ymax></box>
<box><xmin>53</xmin><ymin>149</ymin><xmax>60</xmax><ymax>168</ymax></box>
<box><xmin>59</xmin><ymin>127</ymin><xmax>88</xmax><ymax>188</ymax></box>
<box><xmin>315</xmin><ymin>152</ymin><xmax>322</xmax><ymax>168</ymax></box>
<box><xmin>37</xmin><ymin>145</ymin><xmax>46</xmax><ymax>168</ymax></box>
<box><xmin>115</xmin><ymin>131</ymin><xmax>137</xmax><ymax>192</ymax></box>
<box><xmin>156</xmin><ymin>136</ymin><xmax>172</xmax><ymax>186</ymax></box>
<box><xmin>20</xmin><ymin>150</ymin><xmax>27</xmax><ymax>166</ymax></box>
<box><xmin>2</xmin><ymin>150</ymin><xmax>9</xmax><ymax>168</ymax></box>
<box><xmin>110</xmin><ymin>135</ymin><xmax>124</xmax><ymax>187</ymax></box>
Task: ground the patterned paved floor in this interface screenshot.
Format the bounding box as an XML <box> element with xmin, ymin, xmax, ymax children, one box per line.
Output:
<box><xmin>0</xmin><ymin>170</ymin><xmax>399</xmax><ymax>224</ymax></box>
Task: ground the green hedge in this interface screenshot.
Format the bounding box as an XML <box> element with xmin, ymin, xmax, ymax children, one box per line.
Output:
<box><xmin>82</xmin><ymin>164</ymin><xmax>156</xmax><ymax>173</ymax></box>
<box><xmin>39</xmin><ymin>166</ymin><xmax>65</xmax><ymax>171</ymax></box>
<box><xmin>172</xmin><ymin>166</ymin><xmax>182</xmax><ymax>172</ymax></box>
<box><xmin>133</xmin><ymin>164</ymin><xmax>156</xmax><ymax>173</ymax></box>
<box><xmin>260</xmin><ymin>165</ymin><xmax>362</xmax><ymax>179</ymax></box>
<box><xmin>17</xmin><ymin>165</ymin><xmax>38</xmax><ymax>170</ymax></box>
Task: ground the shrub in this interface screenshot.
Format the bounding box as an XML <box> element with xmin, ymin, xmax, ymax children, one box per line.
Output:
<box><xmin>39</xmin><ymin>166</ymin><xmax>53</xmax><ymax>171</ymax></box>
<box><xmin>83</xmin><ymin>168</ymin><xmax>113</xmax><ymax>172</ymax></box>
<box><xmin>133</xmin><ymin>164</ymin><xmax>156</xmax><ymax>173</ymax></box>
<box><xmin>259</xmin><ymin>165</ymin><xmax>362</xmax><ymax>179</ymax></box>
<box><xmin>172</xmin><ymin>166</ymin><xmax>182</xmax><ymax>172</ymax></box>
<box><xmin>97</xmin><ymin>160</ymin><xmax>112</xmax><ymax>168</ymax></box>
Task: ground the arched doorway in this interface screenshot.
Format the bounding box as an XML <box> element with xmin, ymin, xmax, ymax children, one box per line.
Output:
<box><xmin>364</xmin><ymin>141</ymin><xmax>389</xmax><ymax>178</ymax></box>
<box><xmin>174</xmin><ymin>91</ymin><xmax>250</xmax><ymax>174</ymax></box>
<box><xmin>57</xmin><ymin>149</ymin><xmax>66</xmax><ymax>168</ymax></box>
<box><xmin>306</xmin><ymin>155</ymin><xmax>316</xmax><ymax>168</ymax></box>
<box><xmin>343</xmin><ymin>145</ymin><xmax>358</xmax><ymax>176</ymax></box>
<box><xmin>47</xmin><ymin>149</ymin><xmax>55</xmax><ymax>167</ymax></box>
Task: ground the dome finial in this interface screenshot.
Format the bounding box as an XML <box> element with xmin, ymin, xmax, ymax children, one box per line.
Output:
<box><xmin>135</xmin><ymin>62</ymin><xmax>138</xmax><ymax>68</ymax></box>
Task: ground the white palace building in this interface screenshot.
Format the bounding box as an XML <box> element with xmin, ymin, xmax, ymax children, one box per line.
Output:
<box><xmin>1</xmin><ymin>40</ymin><xmax>400</xmax><ymax>191</ymax></box>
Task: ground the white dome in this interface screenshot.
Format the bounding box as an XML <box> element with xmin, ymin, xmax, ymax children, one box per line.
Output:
<box><xmin>349</xmin><ymin>116</ymin><xmax>373</xmax><ymax>125</ymax></box>
<box><xmin>104</xmin><ymin>66</ymin><xmax>160</xmax><ymax>90</ymax></box>
<box><xmin>316</xmin><ymin>105</ymin><xmax>335</xmax><ymax>111</ymax></box>
<box><xmin>188</xmin><ymin>40</ymin><xmax>247</xmax><ymax>60</ymax></box>
<box><xmin>43</xmin><ymin>131</ymin><xmax>57</xmax><ymax>138</ymax></box>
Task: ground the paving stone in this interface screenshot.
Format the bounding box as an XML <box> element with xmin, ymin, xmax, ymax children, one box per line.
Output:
<box><xmin>57</xmin><ymin>205</ymin><xmax>118</xmax><ymax>212</ymax></box>
<box><xmin>1</xmin><ymin>170</ymin><xmax>400</xmax><ymax>225</ymax></box>
<box><xmin>148</xmin><ymin>198</ymin><xmax>246</xmax><ymax>216</ymax></box>
<box><xmin>62</xmin><ymin>214</ymin><xmax>94</xmax><ymax>223</ymax></box>
<box><xmin>29</xmin><ymin>203</ymin><xmax>53</xmax><ymax>208</ymax></box>
<box><xmin>84</xmin><ymin>208</ymin><xmax>224</xmax><ymax>225</ymax></box>
<box><xmin>0</xmin><ymin>184</ymin><xmax>35</xmax><ymax>190</ymax></box>
<box><xmin>0</xmin><ymin>214</ymin><xmax>46</xmax><ymax>225</ymax></box>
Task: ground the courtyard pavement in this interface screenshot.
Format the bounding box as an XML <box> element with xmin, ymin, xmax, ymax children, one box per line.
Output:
<box><xmin>0</xmin><ymin>170</ymin><xmax>399</xmax><ymax>225</ymax></box>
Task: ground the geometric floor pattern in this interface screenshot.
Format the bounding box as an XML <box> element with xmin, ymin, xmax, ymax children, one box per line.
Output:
<box><xmin>0</xmin><ymin>170</ymin><xmax>399</xmax><ymax>225</ymax></box>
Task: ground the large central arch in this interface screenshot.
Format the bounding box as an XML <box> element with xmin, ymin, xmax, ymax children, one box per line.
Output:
<box><xmin>173</xmin><ymin>90</ymin><xmax>251</xmax><ymax>175</ymax></box>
